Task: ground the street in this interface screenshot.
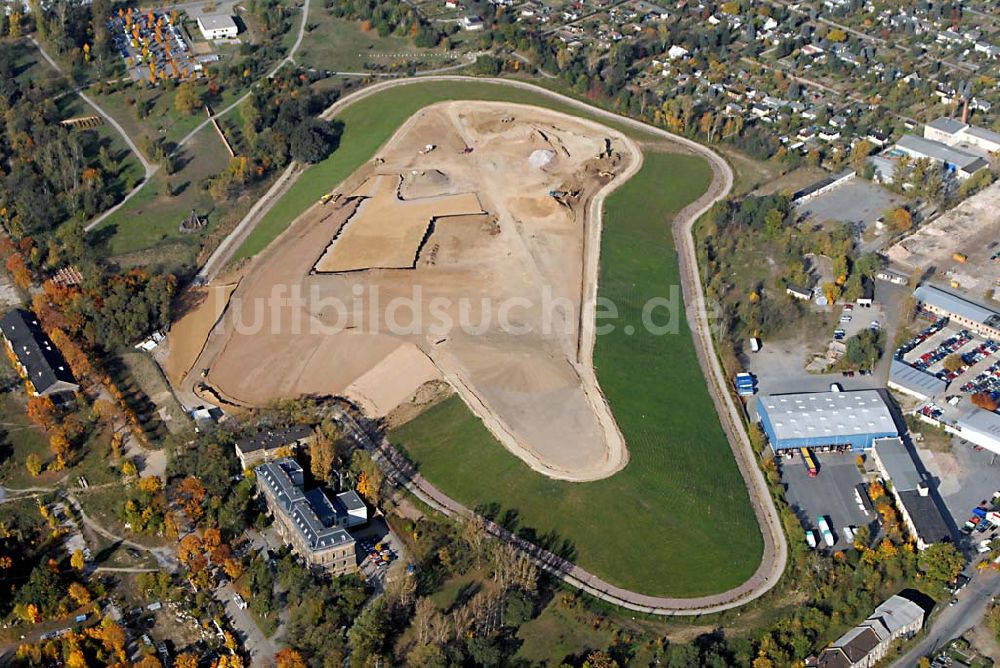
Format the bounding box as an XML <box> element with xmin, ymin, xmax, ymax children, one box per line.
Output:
<box><xmin>891</xmin><ymin>572</ymin><xmax>1000</xmax><ymax>667</ymax></box>
<box><xmin>214</xmin><ymin>582</ymin><xmax>277</xmax><ymax>668</ymax></box>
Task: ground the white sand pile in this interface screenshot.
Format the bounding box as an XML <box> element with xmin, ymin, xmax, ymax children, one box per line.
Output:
<box><xmin>529</xmin><ymin>149</ymin><xmax>555</xmax><ymax>169</ymax></box>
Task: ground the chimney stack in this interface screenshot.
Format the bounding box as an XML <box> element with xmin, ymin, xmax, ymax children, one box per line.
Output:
<box><xmin>962</xmin><ymin>98</ymin><xmax>969</xmax><ymax>124</ymax></box>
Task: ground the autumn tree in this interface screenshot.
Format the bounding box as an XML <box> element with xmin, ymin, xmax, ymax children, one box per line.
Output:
<box><xmin>178</xmin><ymin>533</ymin><xmax>203</xmax><ymax>567</ymax></box>
<box><xmin>310</xmin><ymin>427</ymin><xmax>336</xmax><ymax>483</ymax></box>
<box><xmin>48</xmin><ymin>429</ymin><xmax>70</xmax><ymax>470</ymax></box>
<box><xmin>352</xmin><ymin>450</ymin><xmax>383</xmax><ymax>506</ymax></box>
<box><xmin>583</xmin><ymin>651</ymin><xmax>619</xmax><ymax>668</ymax></box>
<box><xmin>26</xmin><ymin>396</ymin><xmax>57</xmax><ymax>429</ymax></box>
<box><xmin>68</xmin><ymin>581</ymin><xmax>91</xmax><ymax>605</ymax></box>
<box><xmin>275</xmin><ymin>648</ymin><xmax>308</xmax><ymax>668</ymax></box>
<box><xmin>971</xmin><ymin>392</ymin><xmax>998</xmax><ymax>411</ymax></box>
<box><xmin>943</xmin><ymin>354</ymin><xmax>964</xmax><ymax>373</ymax></box>
<box><xmin>851</xmin><ymin>138</ymin><xmax>874</xmax><ymax>174</ymax></box>
<box><xmin>174</xmin><ymin>654</ymin><xmax>199</xmax><ymax>668</ymax></box>
<box><xmin>70</xmin><ymin>549</ymin><xmax>85</xmax><ymax>571</ymax></box>
<box><xmin>26</xmin><ymin>453</ymin><xmax>42</xmax><ymax>476</ymax></box>
<box><xmin>890</xmin><ymin>206</ymin><xmax>913</xmax><ymax>232</ymax></box>
<box><xmin>174</xmin><ymin>82</ymin><xmax>202</xmax><ymax>115</ymax></box>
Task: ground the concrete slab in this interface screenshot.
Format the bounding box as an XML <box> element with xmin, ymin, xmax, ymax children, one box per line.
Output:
<box><xmin>780</xmin><ymin>450</ymin><xmax>875</xmax><ymax>551</ymax></box>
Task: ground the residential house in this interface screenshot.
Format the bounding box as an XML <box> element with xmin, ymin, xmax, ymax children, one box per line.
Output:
<box><xmin>812</xmin><ymin>594</ymin><xmax>925</xmax><ymax>668</ymax></box>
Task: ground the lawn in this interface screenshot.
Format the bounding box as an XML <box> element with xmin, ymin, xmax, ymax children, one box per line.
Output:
<box><xmin>9</xmin><ymin>38</ymin><xmax>65</xmax><ymax>89</ymax></box>
<box><xmin>389</xmin><ymin>152</ymin><xmax>763</xmax><ymax>598</ymax></box>
<box><xmin>0</xmin><ymin>389</ymin><xmax>119</xmax><ymax>490</ymax></box>
<box><xmin>297</xmin><ymin>12</ymin><xmax>447</xmax><ymax>73</ymax></box>
<box><xmin>233</xmin><ymin>79</ymin><xmax>663</xmax><ymax>260</ymax></box>
<box><xmin>91</xmin><ymin>125</ymin><xmax>232</xmax><ymax>263</ymax></box>
<box><xmin>0</xmin><ymin>391</ymin><xmax>54</xmax><ymax>489</ymax></box>
<box><xmin>94</xmin><ymin>79</ymin><xmax>252</xmax><ymax>155</ymax></box>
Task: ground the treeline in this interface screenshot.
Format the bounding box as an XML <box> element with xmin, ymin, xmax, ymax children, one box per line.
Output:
<box><xmin>0</xmin><ymin>44</ymin><xmax>131</xmax><ymax>237</ymax></box>
<box><xmin>208</xmin><ymin>71</ymin><xmax>342</xmax><ymax>201</ymax></box>
<box><xmin>327</xmin><ymin>0</ymin><xmax>446</xmax><ymax>48</ymax></box>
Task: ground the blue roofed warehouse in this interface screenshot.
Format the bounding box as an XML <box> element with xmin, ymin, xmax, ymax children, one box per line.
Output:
<box><xmin>757</xmin><ymin>390</ymin><xmax>899</xmax><ymax>452</ymax></box>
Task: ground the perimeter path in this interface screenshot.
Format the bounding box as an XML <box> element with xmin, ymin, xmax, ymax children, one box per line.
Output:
<box><xmin>200</xmin><ymin>76</ymin><xmax>788</xmax><ymax>613</ymax></box>
<box><xmin>31</xmin><ymin>37</ymin><xmax>157</xmax><ymax>181</ymax></box>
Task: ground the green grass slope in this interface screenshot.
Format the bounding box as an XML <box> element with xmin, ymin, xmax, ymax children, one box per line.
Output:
<box><xmin>390</xmin><ymin>151</ymin><xmax>763</xmax><ymax>598</ymax></box>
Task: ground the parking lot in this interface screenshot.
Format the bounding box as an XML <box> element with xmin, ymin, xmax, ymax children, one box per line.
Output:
<box><xmin>917</xmin><ymin>439</ymin><xmax>1000</xmax><ymax>534</ymax></box>
<box><xmin>353</xmin><ymin>517</ymin><xmax>406</xmax><ymax>590</ymax></box>
<box><xmin>780</xmin><ymin>449</ymin><xmax>876</xmax><ymax>551</ymax></box>
<box><xmin>109</xmin><ymin>9</ymin><xmax>202</xmax><ymax>82</ymax></box>
<box><xmin>895</xmin><ymin>314</ymin><xmax>1000</xmax><ymax>402</ymax></box>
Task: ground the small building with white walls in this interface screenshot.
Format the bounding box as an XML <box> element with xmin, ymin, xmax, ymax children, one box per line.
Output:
<box><xmin>197</xmin><ymin>15</ymin><xmax>238</xmax><ymax>40</ymax></box>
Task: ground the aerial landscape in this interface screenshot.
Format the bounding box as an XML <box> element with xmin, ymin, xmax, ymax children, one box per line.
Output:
<box><xmin>0</xmin><ymin>0</ymin><xmax>999</xmax><ymax>666</ymax></box>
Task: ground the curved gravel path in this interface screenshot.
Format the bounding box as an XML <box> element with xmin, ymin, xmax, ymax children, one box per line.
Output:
<box><xmin>199</xmin><ymin>75</ymin><xmax>788</xmax><ymax>613</ymax></box>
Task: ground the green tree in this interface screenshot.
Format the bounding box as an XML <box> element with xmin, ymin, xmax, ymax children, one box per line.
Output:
<box><xmin>917</xmin><ymin>543</ymin><xmax>965</xmax><ymax>586</ymax></box>
<box><xmin>845</xmin><ymin>328</ymin><xmax>884</xmax><ymax>368</ymax></box>
<box><xmin>289</xmin><ymin>121</ymin><xmax>341</xmax><ymax>164</ymax></box>
<box><xmin>347</xmin><ymin>597</ymin><xmax>390</xmax><ymax>663</ymax></box>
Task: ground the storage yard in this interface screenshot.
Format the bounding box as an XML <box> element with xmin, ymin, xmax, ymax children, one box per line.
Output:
<box><xmin>170</xmin><ymin>101</ymin><xmax>639</xmax><ymax>482</ymax></box>
<box><xmin>886</xmin><ymin>180</ymin><xmax>1000</xmax><ymax>307</ymax></box>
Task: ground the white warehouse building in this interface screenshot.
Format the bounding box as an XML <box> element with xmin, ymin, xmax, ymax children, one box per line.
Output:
<box><xmin>197</xmin><ymin>14</ymin><xmax>238</xmax><ymax>40</ymax></box>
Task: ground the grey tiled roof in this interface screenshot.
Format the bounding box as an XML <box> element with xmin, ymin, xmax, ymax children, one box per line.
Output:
<box><xmin>1</xmin><ymin>309</ymin><xmax>77</xmax><ymax>395</ymax></box>
<box><xmin>256</xmin><ymin>459</ymin><xmax>356</xmax><ymax>553</ymax></box>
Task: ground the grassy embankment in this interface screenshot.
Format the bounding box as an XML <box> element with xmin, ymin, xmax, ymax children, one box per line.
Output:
<box><xmin>225</xmin><ymin>80</ymin><xmax>763</xmax><ymax>597</ymax></box>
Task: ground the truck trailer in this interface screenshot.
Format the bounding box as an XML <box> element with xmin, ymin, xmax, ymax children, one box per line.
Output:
<box><xmin>817</xmin><ymin>516</ymin><xmax>835</xmax><ymax>547</ymax></box>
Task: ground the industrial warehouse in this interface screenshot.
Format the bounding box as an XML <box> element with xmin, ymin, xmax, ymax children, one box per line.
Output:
<box><xmin>757</xmin><ymin>390</ymin><xmax>899</xmax><ymax>452</ymax></box>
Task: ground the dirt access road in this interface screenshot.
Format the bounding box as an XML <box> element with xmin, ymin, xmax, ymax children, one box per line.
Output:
<box><xmin>182</xmin><ymin>76</ymin><xmax>788</xmax><ymax>613</ymax></box>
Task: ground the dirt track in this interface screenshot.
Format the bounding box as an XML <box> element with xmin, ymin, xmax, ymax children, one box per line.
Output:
<box><xmin>180</xmin><ymin>76</ymin><xmax>788</xmax><ymax>613</ymax></box>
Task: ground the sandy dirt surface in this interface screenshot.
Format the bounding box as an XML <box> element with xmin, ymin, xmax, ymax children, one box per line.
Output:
<box><xmin>315</xmin><ymin>173</ymin><xmax>484</xmax><ymax>272</ymax></box>
<box><xmin>165</xmin><ymin>283</ymin><xmax>238</xmax><ymax>384</ymax></box>
<box><xmin>174</xmin><ymin>101</ymin><xmax>640</xmax><ymax>481</ymax></box>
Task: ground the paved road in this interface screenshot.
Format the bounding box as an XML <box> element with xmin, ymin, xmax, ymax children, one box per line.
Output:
<box><xmin>195</xmin><ymin>75</ymin><xmax>788</xmax><ymax>614</ymax></box>
<box><xmin>216</xmin><ymin>582</ymin><xmax>277</xmax><ymax>668</ymax></box>
<box><xmin>31</xmin><ymin>38</ymin><xmax>157</xmax><ymax>181</ymax></box>
<box><xmin>891</xmin><ymin>572</ymin><xmax>1000</xmax><ymax>667</ymax></box>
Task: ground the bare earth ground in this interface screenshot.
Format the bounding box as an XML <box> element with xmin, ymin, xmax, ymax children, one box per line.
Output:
<box><xmin>173</xmin><ymin>101</ymin><xmax>641</xmax><ymax>481</ymax></box>
<box><xmin>165</xmin><ymin>283</ymin><xmax>238</xmax><ymax>384</ymax></box>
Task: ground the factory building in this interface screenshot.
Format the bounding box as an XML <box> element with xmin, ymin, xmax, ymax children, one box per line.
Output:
<box><xmin>913</xmin><ymin>284</ymin><xmax>1000</xmax><ymax>340</ymax></box>
<box><xmin>757</xmin><ymin>390</ymin><xmax>899</xmax><ymax>452</ymax></box>
<box><xmin>870</xmin><ymin>438</ymin><xmax>952</xmax><ymax>550</ymax></box>
<box><xmin>892</xmin><ymin>134</ymin><xmax>988</xmax><ymax>179</ymax></box>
